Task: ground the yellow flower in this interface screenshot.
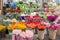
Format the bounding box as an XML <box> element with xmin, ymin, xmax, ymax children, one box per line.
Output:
<box><xmin>17</xmin><ymin>21</ymin><xmax>26</xmax><ymax>29</ymax></box>
<box><xmin>7</xmin><ymin>24</ymin><xmax>17</xmax><ymax>30</ymax></box>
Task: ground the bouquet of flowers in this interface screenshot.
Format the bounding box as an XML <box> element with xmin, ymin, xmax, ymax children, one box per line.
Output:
<box><xmin>37</xmin><ymin>22</ymin><xmax>46</xmax><ymax>40</ymax></box>
<box><xmin>48</xmin><ymin>22</ymin><xmax>58</xmax><ymax>40</ymax></box>
<box><xmin>47</xmin><ymin>14</ymin><xmax>58</xmax><ymax>22</ymax></box>
<box><xmin>17</xmin><ymin>21</ymin><xmax>27</xmax><ymax>30</ymax></box>
<box><xmin>12</xmin><ymin>30</ymin><xmax>34</xmax><ymax>40</ymax></box>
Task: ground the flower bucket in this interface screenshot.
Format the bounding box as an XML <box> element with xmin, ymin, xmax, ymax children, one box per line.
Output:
<box><xmin>38</xmin><ymin>29</ymin><xmax>45</xmax><ymax>40</ymax></box>
<box><xmin>49</xmin><ymin>30</ymin><xmax>57</xmax><ymax>40</ymax></box>
<box><xmin>0</xmin><ymin>31</ymin><xmax>6</xmax><ymax>38</ymax></box>
<box><xmin>57</xmin><ymin>27</ymin><xmax>60</xmax><ymax>36</ymax></box>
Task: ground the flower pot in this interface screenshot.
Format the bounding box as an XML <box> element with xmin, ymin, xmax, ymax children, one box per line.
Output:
<box><xmin>49</xmin><ymin>30</ymin><xmax>57</xmax><ymax>40</ymax></box>
<box><xmin>57</xmin><ymin>27</ymin><xmax>60</xmax><ymax>36</ymax></box>
<box><xmin>38</xmin><ymin>29</ymin><xmax>45</xmax><ymax>40</ymax></box>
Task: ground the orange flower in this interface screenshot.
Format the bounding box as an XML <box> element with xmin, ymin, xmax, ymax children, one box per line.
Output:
<box><xmin>0</xmin><ymin>25</ymin><xmax>5</xmax><ymax>31</ymax></box>
<box><xmin>30</xmin><ymin>23</ymin><xmax>36</xmax><ymax>28</ymax></box>
<box><xmin>7</xmin><ymin>24</ymin><xmax>17</xmax><ymax>30</ymax></box>
<box><xmin>26</xmin><ymin>22</ymin><xmax>36</xmax><ymax>28</ymax></box>
<box><xmin>12</xmin><ymin>22</ymin><xmax>17</xmax><ymax>25</ymax></box>
<box><xmin>18</xmin><ymin>21</ymin><xmax>25</xmax><ymax>24</ymax></box>
<box><xmin>38</xmin><ymin>24</ymin><xmax>46</xmax><ymax>30</ymax></box>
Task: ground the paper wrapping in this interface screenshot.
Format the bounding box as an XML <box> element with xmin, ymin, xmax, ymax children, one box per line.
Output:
<box><xmin>12</xmin><ymin>34</ymin><xmax>26</xmax><ymax>40</ymax></box>
<box><xmin>57</xmin><ymin>28</ymin><xmax>60</xmax><ymax>36</ymax></box>
<box><xmin>49</xmin><ymin>30</ymin><xmax>57</xmax><ymax>40</ymax></box>
<box><xmin>38</xmin><ymin>30</ymin><xmax>44</xmax><ymax>40</ymax></box>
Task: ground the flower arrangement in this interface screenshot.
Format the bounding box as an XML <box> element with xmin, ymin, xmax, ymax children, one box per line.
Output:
<box><xmin>37</xmin><ymin>22</ymin><xmax>46</xmax><ymax>31</ymax></box>
<box><xmin>17</xmin><ymin>21</ymin><xmax>27</xmax><ymax>30</ymax></box>
<box><xmin>47</xmin><ymin>15</ymin><xmax>58</xmax><ymax>22</ymax></box>
<box><xmin>12</xmin><ymin>30</ymin><xmax>34</xmax><ymax>40</ymax></box>
<box><xmin>7</xmin><ymin>21</ymin><xmax>27</xmax><ymax>31</ymax></box>
<box><xmin>7</xmin><ymin>24</ymin><xmax>17</xmax><ymax>31</ymax></box>
<box><xmin>26</xmin><ymin>22</ymin><xmax>36</xmax><ymax>29</ymax></box>
<box><xmin>48</xmin><ymin>22</ymin><xmax>58</xmax><ymax>31</ymax></box>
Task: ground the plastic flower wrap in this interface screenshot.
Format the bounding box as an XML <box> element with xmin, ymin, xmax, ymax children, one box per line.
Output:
<box><xmin>17</xmin><ymin>21</ymin><xmax>26</xmax><ymax>30</ymax></box>
<box><xmin>47</xmin><ymin>15</ymin><xmax>58</xmax><ymax>22</ymax></box>
<box><xmin>56</xmin><ymin>16</ymin><xmax>60</xmax><ymax>27</ymax></box>
<box><xmin>0</xmin><ymin>25</ymin><xmax>5</xmax><ymax>32</ymax></box>
<box><xmin>12</xmin><ymin>29</ymin><xmax>22</xmax><ymax>35</ymax></box>
<box><xmin>26</xmin><ymin>30</ymin><xmax>34</xmax><ymax>40</ymax></box>
<box><xmin>12</xmin><ymin>29</ymin><xmax>22</xmax><ymax>40</ymax></box>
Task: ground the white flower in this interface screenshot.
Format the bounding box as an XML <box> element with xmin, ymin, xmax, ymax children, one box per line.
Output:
<box><xmin>11</xmin><ymin>18</ymin><xmax>17</xmax><ymax>22</ymax></box>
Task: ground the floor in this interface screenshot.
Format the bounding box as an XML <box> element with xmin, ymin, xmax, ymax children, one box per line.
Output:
<box><xmin>0</xmin><ymin>34</ymin><xmax>60</xmax><ymax>40</ymax></box>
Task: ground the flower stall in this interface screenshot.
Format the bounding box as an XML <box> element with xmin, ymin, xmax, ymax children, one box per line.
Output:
<box><xmin>1</xmin><ymin>0</ymin><xmax>60</xmax><ymax>40</ymax></box>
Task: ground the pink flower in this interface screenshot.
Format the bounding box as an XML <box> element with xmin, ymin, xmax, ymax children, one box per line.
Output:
<box><xmin>44</xmin><ymin>22</ymin><xmax>50</xmax><ymax>27</ymax></box>
<box><xmin>57</xmin><ymin>16</ymin><xmax>60</xmax><ymax>20</ymax></box>
<box><xmin>20</xmin><ymin>32</ymin><xmax>26</xmax><ymax>38</ymax></box>
<box><xmin>26</xmin><ymin>30</ymin><xmax>34</xmax><ymax>38</ymax></box>
<box><xmin>12</xmin><ymin>29</ymin><xmax>22</xmax><ymax>35</ymax></box>
<box><xmin>12</xmin><ymin>34</ymin><xmax>16</xmax><ymax>40</ymax></box>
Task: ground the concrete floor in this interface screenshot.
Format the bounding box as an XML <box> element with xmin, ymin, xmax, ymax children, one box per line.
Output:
<box><xmin>0</xmin><ymin>34</ymin><xmax>60</xmax><ymax>40</ymax></box>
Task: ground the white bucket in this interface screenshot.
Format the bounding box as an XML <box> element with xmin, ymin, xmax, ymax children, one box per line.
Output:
<box><xmin>38</xmin><ymin>30</ymin><xmax>44</xmax><ymax>40</ymax></box>
<box><xmin>57</xmin><ymin>27</ymin><xmax>60</xmax><ymax>36</ymax></box>
<box><xmin>49</xmin><ymin>30</ymin><xmax>57</xmax><ymax>40</ymax></box>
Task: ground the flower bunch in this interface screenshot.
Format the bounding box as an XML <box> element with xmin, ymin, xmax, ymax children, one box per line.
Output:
<box><xmin>26</xmin><ymin>22</ymin><xmax>37</xmax><ymax>29</ymax></box>
<box><xmin>12</xmin><ymin>30</ymin><xmax>34</xmax><ymax>40</ymax></box>
<box><xmin>7</xmin><ymin>24</ymin><xmax>17</xmax><ymax>31</ymax></box>
<box><xmin>17</xmin><ymin>21</ymin><xmax>27</xmax><ymax>30</ymax></box>
<box><xmin>37</xmin><ymin>22</ymin><xmax>46</xmax><ymax>30</ymax></box>
<box><xmin>49</xmin><ymin>22</ymin><xmax>58</xmax><ymax>30</ymax></box>
<box><xmin>0</xmin><ymin>25</ymin><xmax>5</xmax><ymax>32</ymax></box>
<box><xmin>47</xmin><ymin>15</ymin><xmax>58</xmax><ymax>22</ymax></box>
<box><xmin>26</xmin><ymin>21</ymin><xmax>46</xmax><ymax>30</ymax></box>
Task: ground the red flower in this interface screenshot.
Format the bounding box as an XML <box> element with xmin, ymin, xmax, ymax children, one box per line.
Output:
<box><xmin>44</xmin><ymin>8</ymin><xmax>49</xmax><ymax>12</ymax></box>
<box><xmin>15</xmin><ymin>8</ymin><xmax>22</xmax><ymax>13</ymax></box>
